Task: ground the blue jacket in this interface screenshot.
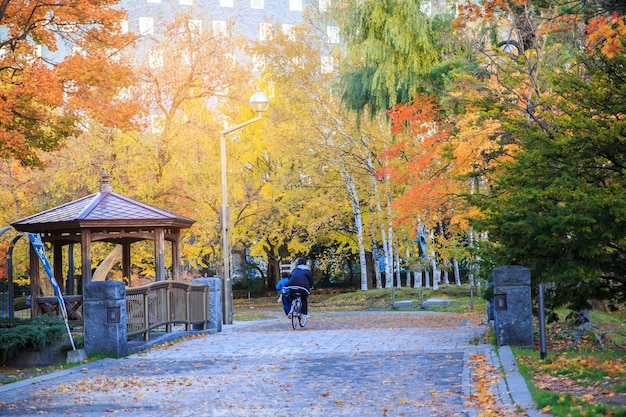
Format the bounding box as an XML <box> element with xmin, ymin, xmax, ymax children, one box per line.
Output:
<box><xmin>276</xmin><ymin>277</ymin><xmax>290</xmax><ymax>294</ymax></box>
<box><xmin>286</xmin><ymin>265</ymin><xmax>313</xmax><ymax>295</ymax></box>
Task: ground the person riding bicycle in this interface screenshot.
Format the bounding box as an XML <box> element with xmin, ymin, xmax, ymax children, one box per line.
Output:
<box><xmin>285</xmin><ymin>258</ymin><xmax>313</xmax><ymax>319</ymax></box>
<box><xmin>276</xmin><ymin>272</ymin><xmax>292</xmax><ymax>316</ymax></box>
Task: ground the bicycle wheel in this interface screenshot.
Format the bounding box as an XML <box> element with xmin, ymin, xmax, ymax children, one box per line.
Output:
<box><xmin>291</xmin><ymin>298</ymin><xmax>301</xmax><ymax>329</ymax></box>
<box><xmin>298</xmin><ymin>313</ymin><xmax>307</xmax><ymax>327</ymax></box>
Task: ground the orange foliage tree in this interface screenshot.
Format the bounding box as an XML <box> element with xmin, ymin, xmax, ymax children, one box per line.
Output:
<box><xmin>383</xmin><ymin>93</ymin><xmax>478</xmax><ymax>269</ymax></box>
<box><xmin>0</xmin><ymin>0</ymin><xmax>142</xmax><ymax>167</ymax></box>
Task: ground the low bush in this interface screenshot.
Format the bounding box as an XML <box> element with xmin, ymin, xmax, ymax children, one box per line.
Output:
<box><xmin>0</xmin><ymin>315</ymin><xmax>67</xmax><ymax>363</ymax></box>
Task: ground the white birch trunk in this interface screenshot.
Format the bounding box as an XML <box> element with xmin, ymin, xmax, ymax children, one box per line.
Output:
<box><xmin>385</xmin><ymin>185</ymin><xmax>394</xmax><ymax>289</ymax></box>
<box><xmin>369</xmin><ymin>154</ymin><xmax>392</xmax><ymax>288</ymax></box>
<box><xmin>405</xmin><ymin>243</ymin><xmax>413</xmax><ymax>288</ymax></box>
<box><xmin>431</xmin><ymin>259</ymin><xmax>439</xmax><ymax>291</ymax></box>
<box><xmin>338</xmin><ymin>162</ymin><xmax>368</xmax><ymax>291</ymax></box>
<box><xmin>453</xmin><ymin>259</ymin><xmax>461</xmax><ymax>286</ymax></box>
<box><xmin>395</xmin><ymin>239</ymin><xmax>401</xmax><ymax>288</ymax></box>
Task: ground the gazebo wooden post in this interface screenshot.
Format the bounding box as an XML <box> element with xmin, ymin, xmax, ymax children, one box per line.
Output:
<box><xmin>122</xmin><ymin>242</ymin><xmax>132</xmax><ymax>286</ymax></box>
<box><xmin>155</xmin><ymin>227</ymin><xmax>165</xmax><ymax>281</ymax></box>
<box><xmin>53</xmin><ymin>243</ymin><xmax>64</xmax><ymax>294</ymax></box>
<box><xmin>172</xmin><ymin>233</ymin><xmax>181</xmax><ymax>281</ymax></box>
<box><xmin>81</xmin><ymin>230</ymin><xmax>92</xmax><ymax>292</ymax></box>
<box><xmin>29</xmin><ymin>244</ymin><xmax>42</xmax><ymax>317</ymax></box>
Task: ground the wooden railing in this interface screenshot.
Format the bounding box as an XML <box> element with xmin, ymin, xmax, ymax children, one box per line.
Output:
<box><xmin>126</xmin><ymin>281</ymin><xmax>210</xmax><ymax>341</ymax></box>
<box><xmin>37</xmin><ymin>295</ymin><xmax>84</xmax><ymax>327</ymax></box>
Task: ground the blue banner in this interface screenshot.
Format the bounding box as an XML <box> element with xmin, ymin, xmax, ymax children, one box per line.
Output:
<box><xmin>27</xmin><ymin>233</ymin><xmax>76</xmax><ymax>350</ymax></box>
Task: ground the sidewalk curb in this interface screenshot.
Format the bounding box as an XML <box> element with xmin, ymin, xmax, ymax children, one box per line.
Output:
<box><xmin>0</xmin><ymin>358</ymin><xmax>118</xmax><ymax>395</ymax></box>
<box><xmin>498</xmin><ymin>345</ymin><xmax>552</xmax><ymax>417</ymax></box>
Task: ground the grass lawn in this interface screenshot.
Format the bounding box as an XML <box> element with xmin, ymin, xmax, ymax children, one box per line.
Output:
<box><xmin>511</xmin><ymin>308</ymin><xmax>626</xmax><ymax>417</ymax></box>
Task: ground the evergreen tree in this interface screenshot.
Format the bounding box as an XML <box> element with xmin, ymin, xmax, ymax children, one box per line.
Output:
<box><xmin>471</xmin><ymin>45</ymin><xmax>626</xmax><ymax>312</ymax></box>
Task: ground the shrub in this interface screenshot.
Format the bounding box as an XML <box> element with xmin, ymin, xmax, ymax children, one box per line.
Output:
<box><xmin>0</xmin><ymin>315</ymin><xmax>67</xmax><ymax>363</ymax></box>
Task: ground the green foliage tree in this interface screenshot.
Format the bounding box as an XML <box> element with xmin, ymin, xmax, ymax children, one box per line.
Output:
<box><xmin>471</xmin><ymin>45</ymin><xmax>626</xmax><ymax>312</ymax></box>
<box><xmin>336</xmin><ymin>0</ymin><xmax>463</xmax><ymax>116</ymax></box>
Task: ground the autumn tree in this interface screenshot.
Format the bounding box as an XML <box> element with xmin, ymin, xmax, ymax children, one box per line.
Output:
<box><xmin>334</xmin><ymin>0</ymin><xmax>476</xmax><ymax>288</ymax></box>
<box><xmin>383</xmin><ymin>93</ymin><xmax>474</xmax><ymax>287</ymax></box>
<box><xmin>0</xmin><ymin>0</ymin><xmax>141</xmax><ymax>167</ymax></box>
<box><xmin>244</xmin><ymin>13</ymin><xmax>396</xmax><ymax>289</ymax></box>
<box><xmin>470</xmin><ymin>31</ymin><xmax>626</xmax><ymax>313</ymax></box>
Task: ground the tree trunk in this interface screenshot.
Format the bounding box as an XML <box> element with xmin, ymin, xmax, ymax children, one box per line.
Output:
<box><xmin>384</xmin><ymin>185</ymin><xmax>394</xmax><ymax>288</ymax></box>
<box><xmin>373</xmin><ymin>241</ymin><xmax>382</xmax><ymax>289</ymax></box>
<box><xmin>365</xmin><ymin>251</ymin><xmax>376</xmax><ymax>289</ymax></box>
<box><xmin>395</xmin><ymin>238</ymin><xmax>401</xmax><ymax>288</ymax></box>
<box><xmin>453</xmin><ymin>259</ymin><xmax>461</xmax><ymax>286</ymax></box>
<box><xmin>93</xmin><ymin>245</ymin><xmax>122</xmax><ymax>282</ymax></box>
<box><xmin>431</xmin><ymin>259</ymin><xmax>439</xmax><ymax>291</ymax></box>
<box><xmin>338</xmin><ymin>161</ymin><xmax>369</xmax><ymax>291</ymax></box>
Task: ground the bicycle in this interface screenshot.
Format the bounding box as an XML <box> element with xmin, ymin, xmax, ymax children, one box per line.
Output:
<box><xmin>288</xmin><ymin>294</ymin><xmax>307</xmax><ymax>329</ymax></box>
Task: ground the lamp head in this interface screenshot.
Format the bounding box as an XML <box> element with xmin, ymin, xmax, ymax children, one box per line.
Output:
<box><xmin>249</xmin><ymin>92</ymin><xmax>269</xmax><ymax>113</ymax></box>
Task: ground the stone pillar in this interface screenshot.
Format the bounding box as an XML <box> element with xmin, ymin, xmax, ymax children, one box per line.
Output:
<box><xmin>493</xmin><ymin>266</ymin><xmax>534</xmax><ymax>347</ymax></box>
<box><xmin>191</xmin><ymin>277</ymin><xmax>222</xmax><ymax>333</ymax></box>
<box><xmin>84</xmin><ymin>281</ymin><xmax>127</xmax><ymax>357</ymax></box>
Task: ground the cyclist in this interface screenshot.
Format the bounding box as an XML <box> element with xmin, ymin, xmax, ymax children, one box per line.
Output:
<box><xmin>275</xmin><ymin>272</ymin><xmax>292</xmax><ymax>316</ymax></box>
<box><xmin>286</xmin><ymin>258</ymin><xmax>313</xmax><ymax>321</ymax></box>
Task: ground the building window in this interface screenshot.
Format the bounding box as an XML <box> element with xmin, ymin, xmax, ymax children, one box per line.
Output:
<box><xmin>149</xmin><ymin>50</ymin><xmax>163</xmax><ymax>68</ymax></box>
<box><xmin>321</xmin><ymin>56</ymin><xmax>334</xmax><ymax>73</ymax></box>
<box><xmin>251</xmin><ymin>0</ymin><xmax>263</xmax><ymax>9</ymax></box>
<box><xmin>327</xmin><ymin>25</ymin><xmax>340</xmax><ymax>44</ymax></box>
<box><xmin>282</xmin><ymin>24</ymin><xmax>296</xmax><ymax>41</ymax></box>
<box><xmin>213</xmin><ymin>21</ymin><xmax>227</xmax><ymax>36</ymax></box>
<box><xmin>220</xmin><ymin>0</ymin><xmax>233</xmax><ymax>6</ymax></box>
<box><xmin>151</xmin><ymin>115</ymin><xmax>165</xmax><ymax>134</ymax></box>
<box><xmin>252</xmin><ymin>54</ymin><xmax>266</xmax><ymax>73</ymax></box>
<box><xmin>182</xmin><ymin>51</ymin><xmax>196</xmax><ymax>66</ymax></box>
<box><xmin>319</xmin><ymin>0</ymin><xmax>331</xmax><ymax>12</ymax></box>
<box><xmin>259</xmin><ymin>23</ymin><xmax>272</xmax><ymax>41</ymax></box>
<box><xmin>139</xmin><ymin>17</ymin><xmax>154</xmax><ymax>35</ymax></box>
<box><xmin>189</xmin><ymin>19</ymin><xmax>202</xmax><ymax>36</ymax></box>
<box><xmin>289</xmin><ymin>0</ymin><xmax>302</xmax><ymax>11</ymax></box>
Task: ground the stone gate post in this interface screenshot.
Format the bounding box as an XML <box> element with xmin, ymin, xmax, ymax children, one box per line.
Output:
<box><xmin>191</xmin><ymin>277</ymin><xmax>222</xmax><ymax>333</ymax></box>
<box><xmin>493</xmin><ymin>266</ymin><xmax>534</xmax><ymax>347</ymax></box>
<box><xmin>84</xmin><ymin>281</ymin><xmax>127</xmax><ymax>357</ymax></box>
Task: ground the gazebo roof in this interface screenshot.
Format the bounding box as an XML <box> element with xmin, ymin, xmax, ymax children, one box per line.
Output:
<box><xmin>11</xmin><ymin>173</ymin><xmax>195</xmax><ymax>233</ymax></box>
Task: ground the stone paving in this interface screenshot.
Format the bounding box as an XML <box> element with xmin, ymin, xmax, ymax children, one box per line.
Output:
<box><xmin>0</xmin><ymin>311</ymin><xmax>520</xmax><ymax>417</ymax></box>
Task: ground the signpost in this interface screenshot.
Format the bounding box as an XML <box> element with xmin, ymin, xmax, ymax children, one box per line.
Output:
<box><xmin>27</xmin><ymin>233</ymin><xmax>76</xmax><ymax>351</ymax></box>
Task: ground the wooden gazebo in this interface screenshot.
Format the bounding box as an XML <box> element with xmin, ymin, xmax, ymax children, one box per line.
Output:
<box><xmin>11</xmin><ymin>172</ymin><xmax>195</xmax><ymax>318</ymax></box>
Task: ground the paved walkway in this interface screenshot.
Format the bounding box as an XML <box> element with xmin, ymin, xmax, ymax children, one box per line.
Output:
<box><xmin>0</xmin><ymin>311</ymin><xmax>548</xmax><ymax>417</ymax></box>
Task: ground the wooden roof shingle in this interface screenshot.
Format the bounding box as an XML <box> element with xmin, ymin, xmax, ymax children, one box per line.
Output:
<box><xmin>11</xmin><ymin>189</ymin><xmax>195</xmax><ymax>233</ymax></box>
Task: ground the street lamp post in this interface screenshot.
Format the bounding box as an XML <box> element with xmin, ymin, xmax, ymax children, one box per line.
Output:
<box><xmin>220</xmin><ymin>92</ymin><xmax>269</xmax><ymax>325</ymax></box>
